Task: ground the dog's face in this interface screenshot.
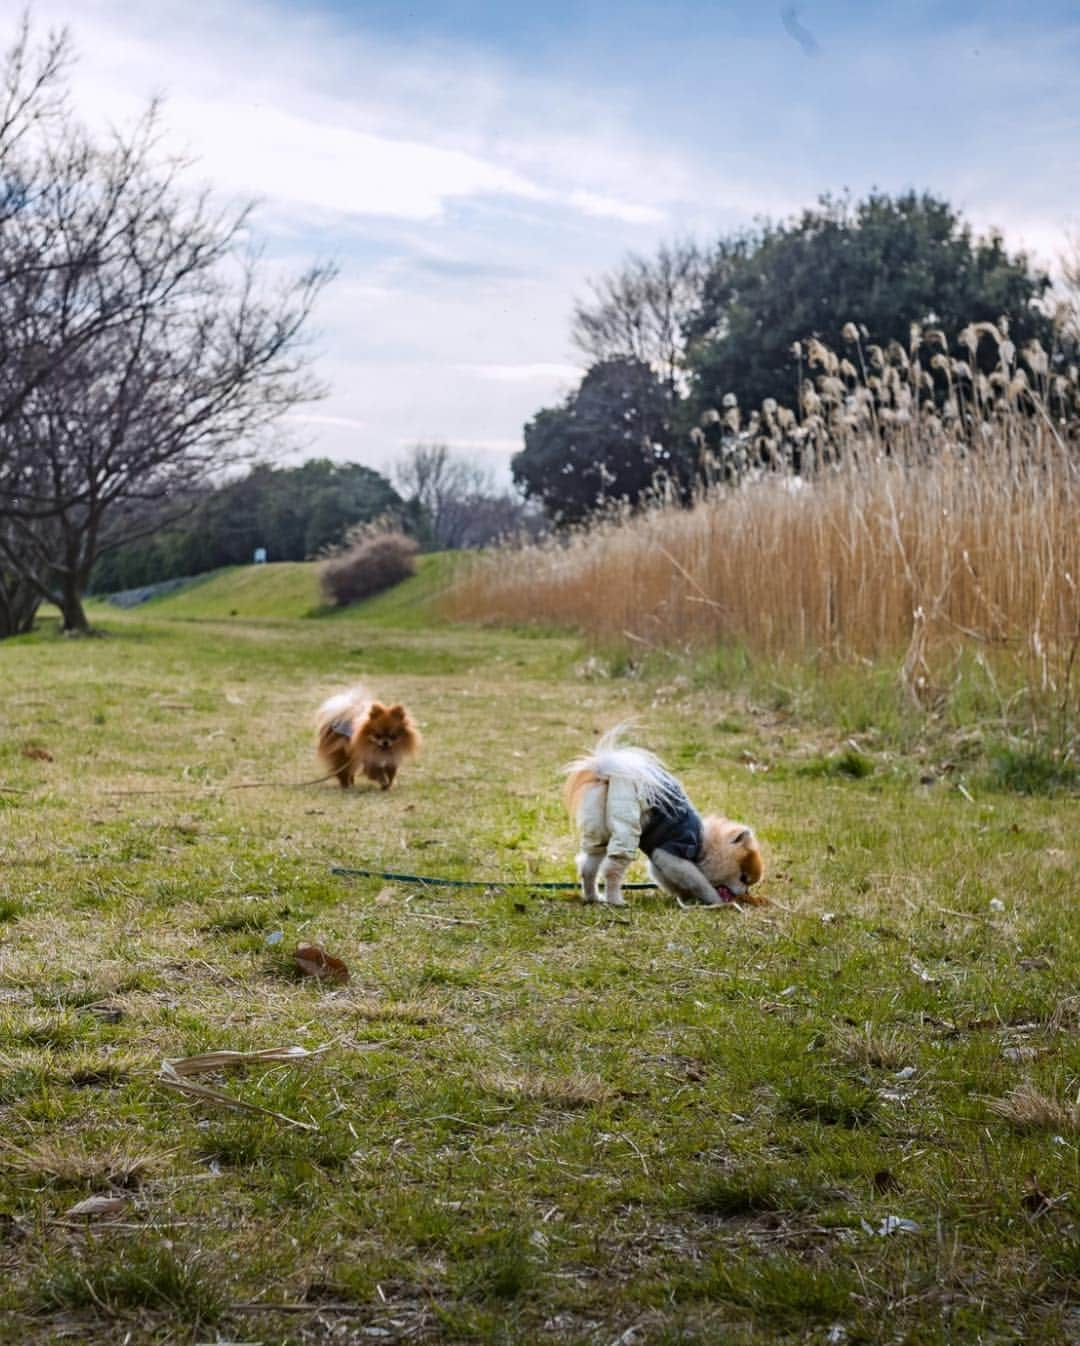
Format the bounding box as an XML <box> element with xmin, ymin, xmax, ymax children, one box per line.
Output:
<box><xmin>357</xmin><ymin>702</ymin><xmax>415</xmax><ymax>756</ymax></box>
<box><xmin>698</xmin><ymin>817</ymin><xmax>764</xmax><ymax>898</ymax></box>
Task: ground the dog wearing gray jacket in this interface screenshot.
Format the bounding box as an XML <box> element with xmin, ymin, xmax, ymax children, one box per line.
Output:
<box><xmin>563</xmin><ymin>728</ymin><xmax>764</xmax><ymax>907</ymax></box>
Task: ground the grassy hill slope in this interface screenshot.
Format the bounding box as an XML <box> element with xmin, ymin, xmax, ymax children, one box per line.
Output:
<box><xmin>89</xmin><ymin>553</ymin><xmax>460</xmax><ymax>626</ymax></box>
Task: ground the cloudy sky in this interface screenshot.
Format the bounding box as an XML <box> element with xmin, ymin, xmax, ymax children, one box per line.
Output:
<box><xmin>23</xmin><ymin>0</ymin><xmax>1080</xmax><ymax>481</ymax></box>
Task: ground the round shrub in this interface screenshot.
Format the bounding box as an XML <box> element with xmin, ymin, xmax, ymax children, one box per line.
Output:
<box><xmin>320</xmin><ymin>530</ymin><xmax>418</xmax><ymax>607</ymax></box>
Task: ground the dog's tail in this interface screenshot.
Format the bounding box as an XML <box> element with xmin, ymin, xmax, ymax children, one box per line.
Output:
<box><xmin>315</xmin><ymin>687</ymin><xmax>371</xmax><ymax>738</ymax></box>
<box><xmin>563</xmin><ymin>723</ymin><xmax>681</xmax><ymax>816</ymax></box>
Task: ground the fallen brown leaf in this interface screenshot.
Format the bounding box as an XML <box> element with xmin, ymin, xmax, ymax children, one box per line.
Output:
<box><xmin>21</xmin><ymin>744</ymin><xmax>53</xmax><ymax>762</ymax></box>
<box><xmin>295</xmin><ymin>943</ymin><xmax>350</xmax><ymax>983</ymax></box>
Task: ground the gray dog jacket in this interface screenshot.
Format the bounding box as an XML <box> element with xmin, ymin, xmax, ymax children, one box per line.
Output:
<box><xmin>638</xmin><ymin>774</ymin><xmax>704</xmax><ymax>861</ymax></box>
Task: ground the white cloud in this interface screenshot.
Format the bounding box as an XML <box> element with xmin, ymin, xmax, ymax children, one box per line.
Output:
<box><xmin>459</xmin><ymin>363</ymin><xmax>583</xmax><ymax>384</ymax></box>
<box><xmin>566</xmin><ymin>189</ymin><xmax>666</xmax><ymax>225</ymax></box>
<box><xmin>283</xmin><ymin>413</ymin><xmax>370</xmax><ymax>431</ymax></box>
<box><xmin>169</xmin><ymin>100</ymin><xmax>547</xmax><ymax>222</ymax></box>
<box><xmin>31</xmin><ymin>0</ymin><xmax>679</xmax><ymax>230</ymax></box>
<box><xmin>18</xmin><ymin>0</ymin><xmax>1079</xmax><ymax>483</ymax></box>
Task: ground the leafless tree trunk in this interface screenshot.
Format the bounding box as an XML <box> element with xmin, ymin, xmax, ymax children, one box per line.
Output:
<box><xmin>0</xmin><ymin>18</ymin><xmax>332</xmax><ymax>634</ymax></box>
<box><xmin>393</xmin><ymin>442</ymin><xmax>538</xmax><ymax>549</ymax></box>
<box><xmin>572</xmin><ymin>240</ymin><xmax>704</xmax><ymax>397</ymax></box>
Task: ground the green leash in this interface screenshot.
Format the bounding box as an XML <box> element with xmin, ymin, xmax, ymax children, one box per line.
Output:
<box><xmin>331</xmin><ymin>865</ymin><xmax>657</xmax><ymax>892</ymax></box>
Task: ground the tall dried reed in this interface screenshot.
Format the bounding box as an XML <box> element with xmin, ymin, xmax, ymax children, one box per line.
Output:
<box><xmin>445</xmin><ymin>323</ymin><xmax>1079</xmax><ymax>744</ymax></box>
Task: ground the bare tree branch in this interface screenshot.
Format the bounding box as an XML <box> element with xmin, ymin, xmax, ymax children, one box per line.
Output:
<box><xmin>0</xmin><ymin>18</ymin><xmax>334</xmax><ymax>633</ymax></box>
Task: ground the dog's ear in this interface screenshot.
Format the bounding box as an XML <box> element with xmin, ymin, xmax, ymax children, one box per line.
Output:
<box><xmin>368</xmin><ymin>701</ymin><xmax>387</xmax><ymax>717</ymax></box>
<box><xmin>387</xmin><ymin>703</ymin><xmax>406</xmax><ymax>719</ymax></box>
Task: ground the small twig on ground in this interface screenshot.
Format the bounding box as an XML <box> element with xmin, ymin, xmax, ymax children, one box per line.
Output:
<box><xmin>618</xmin><ymin>1131</ymin><xmax>650</xmax><ymax>1177</ymax></box>
<box><xmin>231</xmin><ymin>1301</ymin><xmax>374</xmax><ymax>1315</ymax></box>
<box><xmin>403</xmin><ymin>911</ymin><xmax>483</xmax><ymax>926</ymax></box>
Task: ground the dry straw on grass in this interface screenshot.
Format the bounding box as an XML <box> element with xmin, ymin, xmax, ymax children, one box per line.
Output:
<box><xmin>445</xmin><ymin>323</ymin><xmax>1078</xmax><ymax>735</ymax></box>
<box><xmin>476</xmin><ymin>1069</ymin><xmax>618</xmax><ymax>1108</ymax></box>
<box><xmin>0</xmin><ymin>1136</ymin><xmax>164</xmax><ymax>1187</ymax></box>
<box><xmin>155</xmin><ymin>1045</ymin><xmax>329</xmax><ymax>1130</ymax></box>
<box><xmin>832</xmin><ymin>1024</ymin><xmax>911</xmax><ymax>1070</ymax></box>
<box><xmin>984</xmin><ymin>1080</ymin><xmax>1080</xmax><ymax>1132</ymax></box>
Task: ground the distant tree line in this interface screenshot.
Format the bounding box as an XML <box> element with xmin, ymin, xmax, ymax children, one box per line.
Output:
<box><xmin>88</xmin><ymin>460</ymin><xmax>407</xmax><ymax>593</ymax></box>
<box><xmin>90</xmin><ymin>443</ymin><xmax>542</xmax><ymax>593</ymax></box>
<box><xmin>513</xmin><ymin>191</ymin><xmax>1065</xmax><ymax>522</ymax></box>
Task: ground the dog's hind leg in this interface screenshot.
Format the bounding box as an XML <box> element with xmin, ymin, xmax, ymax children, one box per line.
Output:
<box><xmin>576</xmin><ymin>849</ymin><xmax>604</xmax><ymax>903</ymax></box>
<box><xmin>577</xmin><ymin>781</ymin><xmax>609</xmax><ymax>903</ymax></box>
<box><xmin>321</xmin><ymin>739</ymin><xmax>353</xmax><ymax>788</ymax></box>
<box><xmin>598</xmin><ymin>774</ymin><xmax>641</xmax><ymax>907</ymax></box>
<box><xmin>598</xmin><ymin>854</ymin><xmax>631</xmax><ymax>907</ymax></box>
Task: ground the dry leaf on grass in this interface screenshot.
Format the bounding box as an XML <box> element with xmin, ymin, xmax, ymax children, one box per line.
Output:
<box><xmin>155</xmin><ymin>1046</ymin><xmax>329</xmax><ymax>1131</ymax></box>
<box><xmin>162</xmin><ymin>1045</ymin><xmax>330</xmax><ymax>1076</ymax></box>
<box><xmin>156</xmin><ymin>1060</ymin><xmax>317</xmax><ymax>1130</ymax></box>
<box><xmin>65</xmin><ymin>1194</ymin><xmax>128</xmax><ymax>1219</ymax></box>
<box><xmin>294</xmin><ymin>943</ymin><xmax>350</xmax><ymax>983</ymax></box>
<box><xmin>873</xmin><ymin>1169</ymin><xmax>902</xmax><ymax>1194</ymax></box>
<box><xmin>0</xmin><ymin>1212</ymin><xmax>27</xmax><ymax>1241</ymax></box>
<box><xmin>20</xmin><ymin>744</ymin><xmax>53</xmax><ymax>761</ymax></box>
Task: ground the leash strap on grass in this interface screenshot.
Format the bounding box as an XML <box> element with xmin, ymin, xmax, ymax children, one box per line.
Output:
<box><xmin>331</xmin><ymin>865</ymin><xmax>657</xmax><ymax>892</ymax></box>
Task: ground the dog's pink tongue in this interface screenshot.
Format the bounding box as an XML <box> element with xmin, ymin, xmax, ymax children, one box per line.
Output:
<box><xmin>714</xmin><ymin>885</ymin><xmax>737</xmax><ymax>903</ymax></box>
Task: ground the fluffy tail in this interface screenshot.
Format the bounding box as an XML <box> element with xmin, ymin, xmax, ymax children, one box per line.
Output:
<box><xmin>315</xmin><ymin>686</ymin><xmax>371</xmax><ymax>735</ymax></box>
<box><xmin>563</xmin><ymin>724</ymin><xmax>681</xmax><ymax>816</ymax></box>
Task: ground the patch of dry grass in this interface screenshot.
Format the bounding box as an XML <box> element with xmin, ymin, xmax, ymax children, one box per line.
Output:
<box><xmin>475</xmin><ymin>1068</ymin><xmax>619</xmax><ymax>1108</ymax></box>
<box><xmin>344</xmin><ymin>996</ymin><xmax>445</xmax><ymax>1024</ymax></box>
<box><xmin>831</xmin><ymin>1023</ymin><xmax>911</xmax><ymax>1069</ymax></box>
<box><xmin>0</xmin><ymin>1136</ymin><xmax>166</xmax><ymax>1188</ymax></box>
<box><xmin>984</xmin><ymin>1080</ymin><xmax>1080</xmax><ymax>1133</ymax></box>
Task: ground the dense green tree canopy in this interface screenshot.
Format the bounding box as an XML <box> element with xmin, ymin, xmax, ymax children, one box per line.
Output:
<box><xmin>684</xmin><ymin>192</ymin><xmax>1053</xmax><ymax>413</ymax></box>
<box><xmin>512</xmin><ymin>358</ymin><xmax>676</xmax><ymax>523</ymax></box>
<box><xmin>90</xmin><ymin>460</ymin><xmax>404</xmax><ymax>593</ymax></box>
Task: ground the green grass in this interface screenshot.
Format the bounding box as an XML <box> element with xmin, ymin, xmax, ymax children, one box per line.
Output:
<box><xmin>0</xmin><ymin>561</ymin><xmax>1076</xmax><ymax>1345</ymax></box>
<box><xmin>111</xmin><ymin>551</ymin><xmax>458</xmax><ymax>624</ymax></box>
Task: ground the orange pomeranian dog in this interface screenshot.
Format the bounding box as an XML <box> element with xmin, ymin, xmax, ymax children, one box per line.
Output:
<box><xmin>316</xmin><ymin>688</ymin><xmax>421</xmax><ymax>790</ymax></box>
<box><xmin>564</xmin><ymin>727</ymin><xmax>765</xmax><ymax>908</ymax></box>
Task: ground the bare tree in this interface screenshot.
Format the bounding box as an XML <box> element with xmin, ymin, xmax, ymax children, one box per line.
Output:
<box><xmin>393</xmin><ymin>442</ymin><xmax>539</xmax><ymax>549</ymax></box>
<box><xmin>0</xmin><ymin>15</ymin><xmax>71</xmax><ymax>634</ymax></box>
<box><xmin>1059</xmin><ymin>229</ymin><xmax>1080</xmax><ymax>350</ymax></box>
<box><xmin>0</xmin><ymin>11</ymin><xmax>69</xmax><ymax>164</ymax></box>
<box><xmin>571</xmin><ymin>240</ymin><xmax>705</xmax><ymax>396</ymax></box>
<box><xmin>0</xmin><ymin>21</ymin><xmax>332</xmax><ymax>634</ymax></box>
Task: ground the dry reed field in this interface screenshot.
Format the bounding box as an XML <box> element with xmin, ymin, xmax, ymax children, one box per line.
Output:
<box><xmin>444</xmin><ymin>324</ymin><xmax>1079</xmax><ymax>756</ymax></box>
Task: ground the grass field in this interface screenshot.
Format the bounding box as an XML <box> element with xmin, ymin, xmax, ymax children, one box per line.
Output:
<box><xmin>0</xmin><ymin>563</ymin><xmax>1076</xmax><ymax>1345</ymax></box>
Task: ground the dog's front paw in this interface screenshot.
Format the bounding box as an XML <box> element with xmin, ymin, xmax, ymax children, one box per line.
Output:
<box><xmin>604</xmin><ymin>894</ymin><xmax>628</xmax><ymax>908</ymax></box>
